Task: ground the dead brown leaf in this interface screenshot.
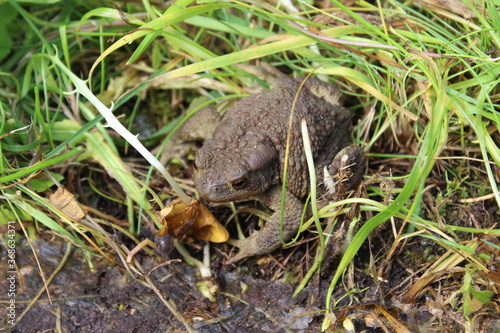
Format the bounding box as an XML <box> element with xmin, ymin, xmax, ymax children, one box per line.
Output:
<box><xmin>49</xmin><ymin>186</ymin><xmax>87</xmax><ymax>221</ymax></box>
<box><xmin>414</xmin><ymin>0</ymin><xmax>480</xmax><ymax>19</ymax></box>
<box><xmin>402</xmin><ymin>267</ymin><xmax>464</xmax><ymax>303</ymax></box>
<box><xmin>157</xmin><ymin>198</ymin><xmax>229</xmax><ymax>244</ymax></box>
<box><xmin>476</xmin><ymin>234</ymin><xmax>500</xmax><ymax>286</ymax></box>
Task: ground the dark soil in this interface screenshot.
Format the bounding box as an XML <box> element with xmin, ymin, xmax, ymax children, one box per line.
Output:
<box><xmin>1</xmin><ymin>232</ymin><xmax>325</xmax><ymax>333</ymax></box>
<box><xmin>3</xmin><ymin>204</ymin><xmax>499</xmax><ymax>333</ymax></box>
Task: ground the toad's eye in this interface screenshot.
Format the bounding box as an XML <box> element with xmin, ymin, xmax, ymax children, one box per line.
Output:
<box><xmin>231</xmin><ymin>178</ymin><xmax>247</xmax><ymax>189</ymax></box>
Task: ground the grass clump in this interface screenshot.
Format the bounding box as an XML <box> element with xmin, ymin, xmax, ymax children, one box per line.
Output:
<box><xmin>1</xmin><ymin>0</ymin><xmax>499</xmax><ymax>331</ymax></box>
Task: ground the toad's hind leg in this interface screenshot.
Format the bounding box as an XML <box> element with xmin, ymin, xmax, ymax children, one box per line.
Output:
<box><xmin>226</xmin><ymin>186</ymin><xmax>304</xmax><ymax>264</ymax></box>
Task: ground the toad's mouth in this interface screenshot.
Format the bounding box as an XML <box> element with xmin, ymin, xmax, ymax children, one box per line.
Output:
<box><xmin>194</xmin><ymin>177</ymin><xmax>260</xmax><ymax>204</ymax></box>
<box><xmin>194</xmin><ymin>174</ymin><xmax>229</xmax><ymax>203</ymax></box>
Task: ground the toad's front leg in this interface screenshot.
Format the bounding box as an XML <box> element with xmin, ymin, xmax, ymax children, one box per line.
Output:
<box><xmin>226</xmin><ymin>186</ymin><xmax>304</xmax><ymax>264</ymax></box>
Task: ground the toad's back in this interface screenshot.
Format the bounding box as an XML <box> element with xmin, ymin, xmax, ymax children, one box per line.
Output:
<box><xmin>196</xmin><ymin>78</ymin><xmax>352</xmax><ymax>200</ymax></box>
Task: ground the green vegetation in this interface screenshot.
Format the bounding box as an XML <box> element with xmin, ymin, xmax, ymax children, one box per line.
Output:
<box><xmin>1</xmin><ymin>0</ymin><xmax>499</xmax><ymax>330</ymax></box>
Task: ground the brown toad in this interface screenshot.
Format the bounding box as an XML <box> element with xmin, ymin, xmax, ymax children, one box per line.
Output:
<box><xmin>193</xmin><ymin>76</ymin><xmax>364</xmax><ymax>263</ymax></box>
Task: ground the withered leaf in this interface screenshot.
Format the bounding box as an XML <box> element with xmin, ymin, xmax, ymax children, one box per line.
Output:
<box><xmin>478</xmin><ymin>270</ymin><xmax>500</xmax><ymax>286</ymax></box>
<box><xmin>49</xmin><ymin>186</ymin><xmax>87</xmax><ymax>221</ymax></box>
<box><xmin>157</xmin><ymin>198</ymin><xmax>198</xmax><ymax>239</ymax></box>
<box><xmin>157</xmin><ymin>198</ymin><xmax>229</xmax><ymax>243</ymax></box>
<box><xmin>414</xmin><ymin>0</ymin><xmax>479</xmax><ymax>18</ymax></box>
<box><xmin>476</xmin><ymin>235</ymin><xmax>500</xmax><ymax>260</ymax></box>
